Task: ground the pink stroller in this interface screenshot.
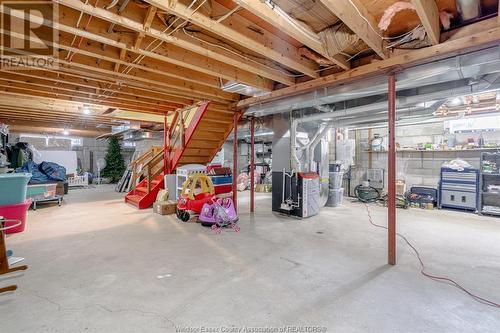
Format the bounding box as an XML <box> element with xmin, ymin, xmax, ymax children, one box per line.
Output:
<box><xmin>199</xmin><ymin>198</ymin><xmax>240</xmax><ymax>234</ymax></box>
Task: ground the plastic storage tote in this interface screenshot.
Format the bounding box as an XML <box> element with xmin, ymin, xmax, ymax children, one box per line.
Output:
<box><xmin>0</xmin><ymin>199</ymin><xmax>32</xmax><ymax>234</ymax></box>
<box><xmin>326</xmin><ymin>188</ymin><xmax>344</xmax><ymax>207</ymax></box>
<box><xmin>210</xmin><ymin>175</ymin><xmax>232</xmax><ymax>185</ymax></box>
<box><xmin>0</xmin><ymin>173</ymin><xmax>31</xmax><ymax>206</ymax></box>
<box><xmin>214</xmin><ymin>184</ymin><xmax>232</xmax><ymax>195</ymax></box>
<box><xmin>26</xmin><ymin>183</ymin><xmax>57</xmax><ymax>200</ymax></box>
<box><xmin>328</xmin><ymin>172</ymin><xmax>343</xmax><ymax>189</ymax></box>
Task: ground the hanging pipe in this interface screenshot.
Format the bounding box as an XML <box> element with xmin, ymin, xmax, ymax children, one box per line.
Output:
<box><xmin>307</xmin><ymin>124</ymin><xmax>333</xmax><ymax>172</ymax></box>
<box><xmin>105</xmin><ymin>0</ymin><xmax>119</xmax><ymax>10</ymax></box>
<box><xmin>107</xmin><ymin>0</ymin><xmax>131</xmax><ymax>34</ymax></box>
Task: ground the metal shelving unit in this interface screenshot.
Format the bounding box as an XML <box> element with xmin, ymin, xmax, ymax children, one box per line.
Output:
<box><xmin>480</xmin><ymin>152</ymin><xmax>500</xmax><ymax>216</ymax></box>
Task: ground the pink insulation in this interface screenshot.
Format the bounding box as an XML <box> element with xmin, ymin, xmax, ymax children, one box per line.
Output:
<box><xmin>440</xmin><ymin>11</ymin><xmax>454</xmax><ymax>30</ymax></box>
<box><xmin>378</xmin><ymin>1</ymin><xmax>416</xmax><ymax>31</ymax></box>
<box><xmin>378</xmin><ymin>1</ymin><xmax>457</xmax><ymax>32</ymax></box>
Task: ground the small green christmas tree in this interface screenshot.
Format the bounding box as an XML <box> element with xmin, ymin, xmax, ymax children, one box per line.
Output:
<box><xmin>101</xmin><ymin>137</ymin><xmax>126</xmax><ymax>182</ymax></box>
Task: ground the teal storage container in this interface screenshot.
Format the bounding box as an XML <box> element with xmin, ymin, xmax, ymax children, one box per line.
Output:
<box><xmin>0</xmin><ymin>173</ymin><xmax>32</xmax><ymax>205</ymax></box>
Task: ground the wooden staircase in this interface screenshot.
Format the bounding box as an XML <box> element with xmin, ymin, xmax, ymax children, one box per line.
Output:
<box><xmin>124</xmin><ymin>146</ymin><xmax>166</xmax><ymax>209</ymax></box>
<box><xmin>125</xmin><ymin>102</ymin><xmax>237</xmax><ymax>209</ymax></box>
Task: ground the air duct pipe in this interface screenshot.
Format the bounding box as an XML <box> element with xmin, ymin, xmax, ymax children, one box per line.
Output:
<box><xmin>307</xmin><ymin>124</ymin><xmax>333</xmax><ymax>172</ymax></box>
<box><xmin>295</xmin><ymin>123</ymin><xmax>332</xmax><ymax>172</ymax></box>
<box><xmin>290</xmin><ymin>73</ymin><xmax>500</xmax><ymax>170</ymax></box>
<box><xmin>246</xmin><ymin>47</ymin><xmax>500</xmax><ymax>116</ymax></box>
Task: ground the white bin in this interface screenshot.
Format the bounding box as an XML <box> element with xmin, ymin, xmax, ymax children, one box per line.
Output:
<box><xmin>326</xmin><ymin>188</ymin><xmax>344</xmax><ymax>207</ymax></box>
<box><xmin>328</xmin><ymin>172</ymin><xmax>343</xmax><ymax>189</ymax></box>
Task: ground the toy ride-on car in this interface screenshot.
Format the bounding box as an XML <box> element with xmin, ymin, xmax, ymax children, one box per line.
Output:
<box><xmin>176</xmin><ymin>173</ymin><xmax>216</xmax><ymax>222</ymax></box>
<box><xmin>199</xmin><ymin>197</ymin><xmax>240</xmax><ymax>234</ymax></box>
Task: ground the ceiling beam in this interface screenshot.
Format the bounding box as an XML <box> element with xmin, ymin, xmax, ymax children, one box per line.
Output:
<box><xmin>0</xmin><ymin>70</ymin><xmax>188</xmax><ymax>108</ymax></box>
<box><xmin>412</xmin><ymin>0</ymin><xmax>440</xmax><ymax>45</ymax></box>
<box><xmin>0</xmin><ymin>72</ymin><xmax>177</xmax><ymax>111</ymax></box>
<box><xmin>51</xmin><ymin>65</ymin><xmax>233</xmax><ymax>113</ymax></box>
<box><xmin>0</xmin><ymin>112</ymin><xmax>113</xmax><ymax>127</ymax></box>
<box><xmin>114</xmin><ymin>48</ymin><xmax>127</xmax><ymax>72</ymax></box>
<box><xmin>133</xmin><ymin>5</ymin><xmax>156</xmax><ymax>51</ymax></box>
<box><xmin>0</xmin><ymin>99</ymin><xmax>162</xmax><ymax>124</ymax></box>
<box><xmin>0</xmin><ymin>91</ymin><xmax>158</xmax><ymax>115</ymax></box>
<box><xmin>2</xmin><ymin>27</ymin><xmax>238</xmax><ymax>102</ymax></box>
<box><xmin>233</xmin><ymin>0</ymin><xmax>350</xmax><ymax>70</ymax></box>
<box><xmin>0</xmin><ymin>106</ymin><xmax>118</xmax><ymax>122</ymax></box>
<box><xmin>15</xmin><ymin>2</ymin><xmax>274</xmax><ymax>91</ymax></box>
<box><xmin>143</xmin><ymin>0</ymin><xmax>319</xmax><ymax>78</ymax></box>
<box><xmin>54</xmin><ymin>0</ymin><xmax>294</xmax><ymax>85</ymax></box>
<box><xmin>320</xmin><ymin>0</ymin><xmax>388</xmax><ymax>59</ymax></box>
<box><xmin>440</xmin><ymin>17</ymin><xmax>497</xmax><ymax>42</ymax></box>
<box><xmin>39</xmin><ymin>67</ymin><xmax>195</xmax><ymax>106</ymax></box>
<box><xmin>143</xmin><ymin>5</ymin><xmax>157</xmax><ymax>31</ymax></box>
<box><xmin>0</xmin><ymin>81</ymin><xmax>172</xmax><ymax>114</ymax></box>
<box><xmin>56</xmin><ymin>55</ymin><xmax>237</xmax><ymax>103</ymax></box>
<box><xmin>55</xmin><ymin>32</ymin><xmax>223</xmax><ymax>90</ymax></box>
<box><xmin>3</xmin><ymin>122</ymin><xmax>107</xmax><ymax>137</ymax></box>
<box><xmin>237</xmin><ymin>25</ymin><xmax>500</xmax><ymax>108</ymax></box>
<box><xmin>0</xmin><ymin>94</ymin><xmax>166</xmax><ymax>124</ymax></box>
<box><xmin>0</xmin><ymin>83</ymin><xmax>174</xmax><ymax>116</ymax></box>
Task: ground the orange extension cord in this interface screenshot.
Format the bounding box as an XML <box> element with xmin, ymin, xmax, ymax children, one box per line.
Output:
<box><xmin>363</xmin><ymin>203</ymin><xmax>500</xmax><ymax>308</ymax></box>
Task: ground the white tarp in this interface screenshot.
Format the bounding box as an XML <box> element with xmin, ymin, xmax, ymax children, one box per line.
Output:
<box><xmin>34</xmin><ymin>150</ymin><xmax>78</xmax><ymax>175</ymax></box>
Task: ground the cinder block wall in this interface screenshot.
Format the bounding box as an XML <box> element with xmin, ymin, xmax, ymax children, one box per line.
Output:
<box><xmin>8</xmin><ymin>133</ymin><xmax>134</xmax><ymax>174</ymax></box>
<box><xmin>349</xmin><ymin>122</ymin><xmax>500</xmax><ymax>193</ymax></box>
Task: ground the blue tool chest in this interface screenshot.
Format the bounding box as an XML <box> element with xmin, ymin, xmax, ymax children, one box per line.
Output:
<box><xmin>438</xmin><ymin>167</ymin><xmax>479</xmax><ymax>212</ymax></box>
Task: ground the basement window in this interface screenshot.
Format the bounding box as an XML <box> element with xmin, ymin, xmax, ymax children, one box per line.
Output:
<box><xmin>446</xmin><ymin>114</ymin><xmax>500</xmax><ymax>133</ymax></box>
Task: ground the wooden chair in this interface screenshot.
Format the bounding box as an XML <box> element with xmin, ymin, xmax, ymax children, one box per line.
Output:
<box><xmin>0</xmin><ymin>217</ymin><xmax>28</xmax><ymax>293</ymax></box>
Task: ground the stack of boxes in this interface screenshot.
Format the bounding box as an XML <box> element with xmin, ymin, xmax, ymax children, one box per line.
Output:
<box><xmin>0</xmin><ymin>173</ymin><xmax>32</xmax><ymax>233</ymax></box>
<box><xmin>207</xmin><ymin>166</ymin><xmax>232</xmax><ymax>196</ymax></box>
<box><xmin>327</xmin><ymin>169</ymin><xmax>344</xmax><ymax>207</ymax></box>
<box><xmin>153</xmin><ymin>189</ymin><xmax>177</xmax><ymax>215</ymax></box>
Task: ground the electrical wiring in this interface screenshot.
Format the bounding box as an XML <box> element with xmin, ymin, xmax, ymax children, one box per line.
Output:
<box><xmin>66</xmin><ymin>0</ymin><xmax>90</xmax><ymax>60</ymax></box>
<box><xmin>120</xmin><ymin>0</ymin><xmax>204</xmax><ymax>76</ymax></box>
<box><xmin>363</xmin><ymin>203</ymin><xmax>500</xmax><ymax>309</ymax></box>
<box><xmin>181</xmin><ymin>27</ymin><xmax>305</xmax><ymax>79</ymax></box>
<box><xmin>95</xmin><ymin>0</ymin><xmax>415</xmax><ymax>100</ymax></box>
<box><xmin>96</xmin><ymin>0</ymin><xmax>205</xmax><ymax>101</ymax></box>
<box><xmin>316</xmin><ymin>48</ymin><xmax>373</xmax><ymax>73</ymax></box>
<box><xmin>183</xmin><ymin>27</ymin><xmax>374</xmax><ymax>78</ymax></box>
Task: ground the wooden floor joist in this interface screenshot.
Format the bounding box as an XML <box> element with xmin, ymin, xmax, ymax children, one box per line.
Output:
<box><xmin>0</xmin><ymin>0</ymin><xmax>498</xmax><ymax>132</ymax></box>
<box><xmin>237</xmin><ymin>25</ymin><xmax>500</xmax><ymax>109</ymax></box>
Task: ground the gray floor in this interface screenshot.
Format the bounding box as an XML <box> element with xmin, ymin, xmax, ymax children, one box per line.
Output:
<box><xmin>2</xmin><ymin>185</ymin><xmax>500</xmax><ymax>332</ymax></box>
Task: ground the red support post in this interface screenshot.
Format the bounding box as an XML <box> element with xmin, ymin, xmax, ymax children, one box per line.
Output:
<box><xmin>388</xmin><ymin>73</ymin><xmax>397</xmax><ymax>265</ymax></box>
<box><xmin>250</xmin><ymin>117</ymin><xmax>255</xmax><ymax>213</ymax></box>
<box><xmin>232</xmin><ymin>112</ymin><xmax>238</xmax><ymax>213</ymax></box>
<box><xmin>163</xmin><ymin>115</ymin><xmax>168</xmax><ymax>174</ymax></box>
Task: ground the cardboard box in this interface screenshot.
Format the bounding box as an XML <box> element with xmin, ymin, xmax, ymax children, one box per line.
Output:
<box><xmin>153</xmin><ymin>200</ymin><xmax>177</xmax><ymax>215</ymax></box>
<box><xmin>396</xmin><ymin>180</ymin><xmax>406</xmax><ymax>195</ymax></box>
<box><xmin>56</xmin><ymin>181</ymin><xmax>66</xmax><ymax>196</ymax></box>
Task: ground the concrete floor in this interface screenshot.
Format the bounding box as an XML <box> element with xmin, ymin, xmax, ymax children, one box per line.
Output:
<box><xmin>2</xmin><ymin>185</ymin><xmax>500</xmax><ymax>332</ymax></box>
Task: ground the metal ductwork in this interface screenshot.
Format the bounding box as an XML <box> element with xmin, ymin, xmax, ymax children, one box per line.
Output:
<box><xmin>289</xmin><ymin>73</ymin><xmax>500</xmax><ymax>170</ymax></box>
<box><xmin>246</xmin><ymin>46</ymin><xmax>500</xmax><ymax>117</ymax></box>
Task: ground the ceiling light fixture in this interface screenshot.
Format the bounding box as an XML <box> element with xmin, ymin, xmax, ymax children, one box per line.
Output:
<box><xmin>62</xmin><ymin>129</ymin><xmax>69</xmax><ymax>135</ymax></box>
<box><xmin>449</xmin><ymin>97</ymin><xmax>463</xmax><ymax>106</ymax></box>
<box><xmin>83</xmin><ymin>105</ymin><xmax>91</xmax><ymax>115</ymax></box>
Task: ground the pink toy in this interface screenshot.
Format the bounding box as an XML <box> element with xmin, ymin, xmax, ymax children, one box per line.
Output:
<box><xmin>199</xmin><ymin>198</ymin><xmax>239</xmax><ymax>233</ymax></box>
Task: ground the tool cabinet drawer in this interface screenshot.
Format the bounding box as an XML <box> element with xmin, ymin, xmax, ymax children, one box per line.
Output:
<box><xmin>441</xmin><ymin>171</ymin><xmax>477</xmax><ymax>182</ymax></box>
<box><xmin>441</xmin><ymin>190</ymin><xmax>477</xmax><ymax>209</ymax></box>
